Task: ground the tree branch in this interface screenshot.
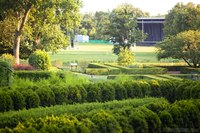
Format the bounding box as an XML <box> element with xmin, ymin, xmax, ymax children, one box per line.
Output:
<box><xmin>182</xmin><ymin>57</ymin><xmax>192</xmax><ymax>67</ymax></box>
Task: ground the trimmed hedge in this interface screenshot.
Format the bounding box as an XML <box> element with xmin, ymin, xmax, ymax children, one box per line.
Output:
<box><xmin>0</xmin><ymin>99</ymin><xmax>199</xmax><ymax>132</ymax></box>
<box><xmin>0</xmin><ymin>80</ymin><xmax>200</xmax><ymax>112</ymax></box>
<box><xmin>14</xmin><ymin>71</ymin><xmax>53</xmax><ymax>80</ymax></box>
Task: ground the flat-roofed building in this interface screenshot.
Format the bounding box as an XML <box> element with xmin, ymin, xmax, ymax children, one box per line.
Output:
<box><xmin>137</xmin><ymin>17</ymin><xmax>165</xmax><ymax>45</ymax></box>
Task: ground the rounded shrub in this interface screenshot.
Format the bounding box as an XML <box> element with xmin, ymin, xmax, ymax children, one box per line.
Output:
<box><xmin>68</xmin><ymin>86</ymin><xmax>82</xmax><ymax>104</ymax></box>
<box><xmin>22</xmin><ymin>90</ymin><xmax>40</xmax><ymax>109</ymax></box>
<box><xmin>28</xmin><ymin>50</ymin><xmax>51</xmax><ymax>70</ymax></box>
<box><xmin>0</xmin><ymin>53</ymin><xmax>15</xmax><ymax>66</ymax></box>
<box><xmin>51</xmin><ymin>85</ymin><xmax>68</xmax><ymax>105</ymax></box>
<box><xmin>125</xmin><ymin>81</ymin><xmax>142</xmax><ymax>98</ymax></box>
<box><xmin>98</xmin><ymin>82</ymin><xmax>115</xmax><ymax>102</ymax></box>
<box><xmin>129</xmin><ymin>110</ymin><xmax>148</xmax><ymax>133</ymax></box>
<box><xmin>86</xmin><ymin>83</ymin><xmax>102</xmax><ymax>102</ymax></box>
<box><xmin>112</xmin><ymin>82</ymin><xmax>127</xmax><ymax>100</ymax></box>
<box><xmin>91</xmin><ymin>110</ymin><xmax>122</xmax><ymax>133</ymax></box>
<box><xmin>0</xmin><ymin>91</ymin><xmax>13</xmax><ymax>112</ymax></box>
<box><xmin>9</xmin><ymin>90</ymin><xmax>25</xmax><ymax>110</ymax></box>
<box><xmin>138</xmin><ymin>81</ymin><xmax>151</xmax><ymax>97</ymax></box>
<box><xmin>159</xmin><ymin>110</ymin><xmax>173</xmax><ymax>131</ymax></box>
<box><xmin>36</xmin><ymin>87</ymin><xmax>55</xmax><ymax>107</ymax></box>
<box><xmin>149</xmin><ymin>80</ymin><xmax>161</xmax><ymax>97</ymax></box>
<box><xmin>0</xmin><ymin>60</ymin><xmax>13</xmax><ymax>87</ymax></box>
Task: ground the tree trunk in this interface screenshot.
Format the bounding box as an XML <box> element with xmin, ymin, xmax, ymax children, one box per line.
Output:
<box><xmin>13</xmin><ymin>4</ymin><xmax>32</xmax><ymax>64</ymax></box>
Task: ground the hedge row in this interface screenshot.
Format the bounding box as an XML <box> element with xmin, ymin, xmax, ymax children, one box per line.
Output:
<box><xmin>0</xmin><ymin>98</ymin><xmax>166</xmax><ymax>128</ymax></box>
<box><xmin>14</xmin><ymin>71</ymin><xmax>53</xmax><ymax>80</ymax></box>
<box><xmin>0</xmin><ymin>99</ymin><xmax>199</xmax><ymax>133</ymax></box>
<box><xmin>86</xmin><ymin>63</ymin><xmax>168</xmax><ymax>75</ymax></box>
<box><xmin>1</xmin><ymin>80</ymin><xmax>200</xmax><ymax>112</ymax></box>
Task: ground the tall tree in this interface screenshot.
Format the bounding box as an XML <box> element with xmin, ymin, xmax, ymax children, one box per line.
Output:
<box><xmin>108</xmin><ymin>3</ymin><xmax>148</xmax><ymax>54</ymax></box>
<box><xmin>0</xmin><ymin>0</ymin><xmax>81</xmax><ymax>64</ymax></box>
<box><xmin>164</xmin><ymin>2</ymin><xmax>200</xmax><ymax>37</ymax></box>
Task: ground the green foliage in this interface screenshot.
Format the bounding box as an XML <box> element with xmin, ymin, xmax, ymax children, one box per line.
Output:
<box><xmin>9</xmin><ymin>90</ymin><xmax>25</xmax><ymax>110</ymax></box>
<box><xmin>99</xmin><ymin>83</ymin><xmax>115</xmax><ymax>102</ymax></box>
<box><xmin>109</xmin><ymin>3</ymin><xmax>148</xmax><ymax>53</ymax></box>
<box><xmin>14</xmin><ymin>71</ymin><xmax>53</xmax><ymax>80</ymax></box>
<box><xmin>28</xmin><ymin>50</ymin><xmax>51</xmax><ymax>70</ymax></box>
<box><xmin>51</xmin><ymin>85</ymin><xmax>68</xmax><ymax>105</ymax></box>
<box><xmin>36</xmin><ymin>87</ymin><xmax>55</xmax><ymax>107</ymax></box>
<box><xmin>85</xmin><ymin>84</ymin><xmax>102</xmax><ymax>102</ymax></box>
<box><xmin>157</xmin><ymin>30</ymin><xmax>200</xmax><ymax>68</ymax></box>
<box><xmin>0</xmin><ymin>91</ymin><xmax>13</xmax><ymax>112</ymax></box>
<box><xmin>0</xmin><ymin>53</ymin><xmax>15</xmax><ymax>65</ymax></box>
<box><xmin>0</xmin><ymin>60</ymin><xmax>13</xmax><ymax>87</ymax></box>
<box><xmin>118</xmin><ymin>48</ymin><xmax>134</xmax><ymax>66</ymax></box>
<box><xmin>91</xmin><ymin>110</ymin><xmax>122</xmax><ymax>133</ymax></box>
<box><xmin>22</xmin><ymin>90</ymin><xmax>40</xmax><ymax>109</ymax></box>
<box><xmin>164</xmin><ymin>2</ymin><xmax>200</xmax><ymax>37</ymax></box>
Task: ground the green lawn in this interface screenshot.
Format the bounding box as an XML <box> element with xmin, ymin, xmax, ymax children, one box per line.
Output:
<box><xmin>49</xmin><ymin>43</ymin><xmax>181</xmax><ymax>63</ymax></box>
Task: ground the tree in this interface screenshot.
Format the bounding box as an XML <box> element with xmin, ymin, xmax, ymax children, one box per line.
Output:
<box><xmin>108</xmin><ymin>3</ymin><xmax>148</xmax><ymax>54</ymax></box>
<box><xmin>157</xmin><ymin>30</ymin><xmax>200</xmax><ymax>68</ymax></box>
<box><xmin>164</xmin><ymin>2</ymin><xmax>200</xmax><ymax>37</ymax></box>
<box><xmin>94</xmin><ymin>11</ymin><xmax>110</xmax><ymax>40</ymax></box>
<box><xmin>0</xmin><ymin>0</ymin><xmax>81</xmax><ymax>64</ymax></box>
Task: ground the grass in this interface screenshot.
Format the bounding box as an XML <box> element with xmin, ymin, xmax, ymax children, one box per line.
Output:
<box><xmin>49</xmin><ymin>43</ymin><xmax>181</xmax><ymax>64</ymax></box>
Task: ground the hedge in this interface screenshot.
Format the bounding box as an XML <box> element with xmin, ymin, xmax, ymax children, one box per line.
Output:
<box><xmin>14</xmin><ymin>71</ymin><xmax>53</xmax><ymax>80</ymax></box>
<box><xmin>0</xmin><ymin>99</ymin><xmax>199</xmax><ymax>132</ymax></box>
<box><xmin>0</xmin><ymin>80</ymin><xmax>199</xmax><ymax>112</ymax></box>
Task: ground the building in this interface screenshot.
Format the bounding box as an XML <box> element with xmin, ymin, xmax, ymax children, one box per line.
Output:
<box><xmin>137</xmin><ymin>17</ymin><xmax>165</xmax><ymax>45</ymax></box>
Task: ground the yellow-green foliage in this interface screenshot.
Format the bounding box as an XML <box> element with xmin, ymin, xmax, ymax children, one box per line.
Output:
<box><xmin>29</xmin><ymin>50</ymin><xmax>51</xmax><ymax>70</ymax></box>
<box><xmin>0</xmin><ymin>53</ymin><xmax>15</xmax><ymax>66</ymax></box>
<box><xmin>118</xmin><ymin>48</ymin><xmax>134</xmax><ymax>66</ymax></box>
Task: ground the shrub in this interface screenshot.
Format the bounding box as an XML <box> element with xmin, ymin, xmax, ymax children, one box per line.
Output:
<box><xmin>98</xmin><ymin>83</ymin><xmax>115</xmax><ymax>102</ymax></box>
<box><xmin>28</xmin><ymin>50</ymin><xmax>51</xmax><ymax>70</ymax></box>
<box><xmin>112</xmin><ymin>83</ymin><xmax>127</xmax><ymax>100</ymax></box>
<box><xmin>51</xmin><ymin>86</ymin><xmax>68</xmax><ymax>105</ymax></box>
<box><xmin>139</xmin><ymin>107</ymin><xmax>161</xmax><ymax>133</ymax></box>
<box><xmin>85</xmin><ymin>68</ymin><xmax>109</xmax><ymax>75</ymax></box>
<box><xmin>68</xmin><ymin>86</ymin><xmax>82</xmax><ymax>104</ymax></box>
<box><xmin>13</xmin><ymin>64</ymin><xmax>35</xmax><ymax>70</ymax></box>
<box><xmin>0</xmin><ymin>53</ymin><xmax>15</xmax><ymax>66</ymax></box>
<box><xmin>91</xmin><ymin>110</ymin><xmax>122</xmax><ymax>133</ymax></box>
<box><xmin>129</xmin><ymin>110</ymin><xmax>148</xmax><ymax>133</ymax></box>
<box><xmin>138</xmin><ymin>81</ymin><xmax>151</xmax><ymax>97</ymax></box>
<box><xmin>118</xmin><ymin>48</ymin><xmax>134</xmax><ymax>66</ymax></box>
<box><xmin>22</xmin><ymin>90</ymin><xmax>40</xmax><ymax>109</ymax></box>
<box><xmin>0</xmin><ymin>60</ymin><xmax>13</xmax><ymax>87</ymax></box>
<box><xmin>14</xmin><ymin>71</ymin><xmax>52</xmax><ymax>80</ymax></box>
<box><xmin>36</xmin><ymin>87</ymin><xmax>55</xmax><ymax>107</ymax></box>
<box><xmin>159</xmin><ymin>111</ymin><xmax>173</xmax><ymax>130</ymax></box>
<box><xmin>149</xmin><ymin>80</ymin><xmax>161</xmax><ymax>97</ymax></box>
<box><xmin>9</xmin><ymin>90</ymin><xmax>25</xmax><ymax>110</ymax></box>
<box><xmin>124</xmin><ymin>81</ymin><xmax>142</xmax><ymax>98</ymax></box>
<box><xmin>86</xmin><ymin>84</ymin><xmax>102</xmax><ymax>102</ymax></box>
<box><xmin>0</xmin><ymin>91</ymin><xmax>13</xmax><ymax>112</ymax></box>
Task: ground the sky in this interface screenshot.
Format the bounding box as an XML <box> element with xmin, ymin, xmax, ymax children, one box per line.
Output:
<box><xmin>80</xmin><ymin>0</ymin><xmax>200</xmax><ymax>16</ymax></box>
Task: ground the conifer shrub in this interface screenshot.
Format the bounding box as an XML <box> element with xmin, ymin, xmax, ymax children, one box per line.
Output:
<box><xmin>9</xmin><ymin>90</ymin><xmax>25</xmax><ymax>110</ymax></box>
<box><xmin>149</xmin><ymin>80</ymin><xmax>161</xmax><ymax>97</ymax></box>
<box><xmin>98</xmin><ymin>83</ymin><xmax>115</xmax><ymax>102</ymax></box>
<box><xmin>36</xmin><ymin>87</ymin><xmax>55</xmax><ymax>107</ymax></box>
<box><xmin>68</xmin><ymin>86</ymin><xmax>82</xmax><ymax>104</ymax></box>
<box><xmin>91</xmin><ymin>110</ymin><xmax>122</xmax><ymax>133</ymax></box>
<box><xmin>51</xmin><ymin>86</ymin><xmax>68</xmax><ymax>105</ymax></box>
<box><xmin>28</xmin><ymin>50</ymin><xmax>51</xmax><ymax>70</ymax></box>
<box><xmin>0</xmin><ymin>91</ymin><xmax>13</xmax><ymax>112</ymax></box>
<box><xmin>129</xmin><ymin>110</ymin><xmax>148</xmax><ymax>133</ymax></box>
<box><xmin>159</xmin><ymin>110</ymin><xmax>174</xmax><ymax>131</ymax></box>
<box><xmin>112</xmin><ymin>83</ymin><xmax>127</xmax><ymax>100</ymax></box>
<box><xmin>0</xmin><ymin>60</ymin><xmax>13</xmax><ymax>87</ymax></box>
<box><xmin>86</xmin><ymin>84</ymin><xmax>102</xmax><ymax>102</ymax></box>
<box><xmin>22</xmin><ymin>90</ymin><xmax>40</xmax><ymax>109</ymax></box>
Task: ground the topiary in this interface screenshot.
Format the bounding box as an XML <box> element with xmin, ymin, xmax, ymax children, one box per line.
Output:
<box><xmin>28</xmin><ymin>50</ymin><xmax>51</xmax><ymax>70</ymax></box>
<box><xmin>117</xmin><ymin>48</ymin><xmax>134</xmax><ymax>66</ymax></box>
<box><xmin>0</xmin><ymin>60</ymin><xmax>13</xmax><ymax>87</ymax></box>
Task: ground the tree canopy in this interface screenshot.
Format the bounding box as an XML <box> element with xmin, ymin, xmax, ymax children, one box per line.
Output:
<box><xmin>164</xmin><ymin>2</ymin><xmax>200</xmax><ymax>37</ymax></box>
<box><xmin>0</xmin><ymin>0</ymin><xmax>81</xmax><ymax>64</ymax></box>
<box><xmin>108</xmin><ymin>3</ymin><xmax>148</xmax><ymax>54</ymax></box>
<box><xmin>157</xmin><ymin>30</ymin><xmax>200</xmax><ymax>68</ymax></box>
